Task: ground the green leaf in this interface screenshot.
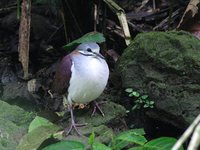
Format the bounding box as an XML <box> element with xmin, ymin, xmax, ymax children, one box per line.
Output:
<box><xmin>115</xmin><ymin>129</ymin><xmax>147</xmax><ymax>145</ymax></box>
<box><xmin>143</xmin><ymin>104</ymin><xmax>149</xmax><ymax>108</ymax></box>
<box><xmin>52</xmin><ymin>131</ymin><xmax>64</xmax><ymax>140</ymax></box>
<box><xmin>135</xmin><ymin>99</ymin><xmax>140</xmax><ymax>103</ymax></box>
<box><xmin>16</xmin><ymin>125</ymin><xmax>60</xmax><ymax>150</ymax></box>
<box><xmin>144</xmin><ymin>137</ymin><xmax>183</xmax><ymax>150</ymax></box>
<box><xmin>117</xmin><ymin>134</ymin><xmax>147</xmax><ymax>145</ymax></box>
<box><xmin>112</xmin><ymin>140</ymin><xmax>130</xmax><ymax>150</ymax></box>
<box><xmin>132</xmin><ymin>91</ymin><xmax>140</xmax><ymax>97</ymax></box>
<box><xmin>92</xmin><ymin>142</ymin><xmax>111</xmax><ymax>150</ymax></box>
<box><xmin>125</xmin><ymin>88</ymin><xmax>133</xmax><ymax>93</ymax></box>
<box><xmin>132</xmin><ymin>105</ymin><xmax>138</xmax><ymax>110</ymax></box>
<box><xmin>150</xmin><ymin>101</ymin><xmax>155</xmax><ymax>105</ymax></box>
<box><xmin>128</xmin><ymin>129</ymin><xmax>146</xmax><ymax>136</ymax></box>
<box><xmin>88</xmin><ymin>132</ymin><xmax>95</xmax><ymax>147</ymax></box>
<box><xmin>128</xmin><ymin>146</ymin><xmax>144</xmax><ymax>150</ymax></box>
<box><xmin>63</xmin><ymin>32</ymin><xmax>105</xmax><ymax>50</ymax></box>
<box><xmin>139</xmin><ymin>99</ymin><xmax>143</xmax><ymax>103</ymax></box>
<box><xmin>141</xmin><ymin>95</ymin><xmax>148</xmax><ymax>100</ymax></box>
<box><xmin>113</xmin><ymin>129</ymin><xmax>146</xmax><ymax>149</ymax></box>
<box><xmin>28</xmin><ymin>116</ymin><xmax>54</xmax><ymax>133</ymax></box>
<box><xmin>42</xmin><ymin>140</ymin><xmax>86</xmax><ymax>150</ymax></box>
<box><xmin>129</xmin><ymin>93</ymin><xmax>134</xmax><ymax>97</ymax></box>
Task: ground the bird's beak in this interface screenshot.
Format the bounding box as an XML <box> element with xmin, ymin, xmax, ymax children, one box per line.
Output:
<box><xmin>93</xmin><ymin>52</ymin><xmax>105</xmax><ymax>59</ymax></box>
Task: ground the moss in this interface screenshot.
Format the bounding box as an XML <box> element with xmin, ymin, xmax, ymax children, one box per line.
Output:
<box><xmin>119</xmin><ymin>31</ymin><xmax>200</xmax><ymax>75</ymax></box>
<box><xmin>76</xmin><ymin>101</ymin><xmax>126</xmax><ymax>127</ymax></box>
<box><xmin>0</xmin><ymin>100</ymin><xmax>35</xmax><ymax>126</ymax></box>
<box><xmin>117</xmin><ymin>31</ymin><xmax>200</xmax><ymax>127</ymax></box>
<box><xmin>0</xmin><ymin>100</ymin><xmax>35</xmax><ymax>150</ymax></box>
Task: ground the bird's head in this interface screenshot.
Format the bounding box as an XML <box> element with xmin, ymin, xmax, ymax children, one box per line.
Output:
<box><xmin>77</xmin><ymin>42</ymin><xmax>105</xmax><ymax>59</ymax></box>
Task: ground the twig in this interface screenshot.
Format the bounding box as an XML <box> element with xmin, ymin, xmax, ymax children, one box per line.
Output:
<box><xmin>94</xmin><ymin>4</ymin><xmax>97</xmax><ymax>31</ymax></box>
<box><xmin>172</xmin><ymin>114</ymin><xmax>200</xmax><ymax>150</ymax></box>
<box><xmin>48</xmin><ymin>90</ymin><xmax>54</xmax><ymax>99</ymax></box>
<box><xmin>0</xmin><ymin>6</ymin><xmax>16</xmax><ymax>13</ymax></box>
<box><xmin>18</xmin><ymin>0</ymin><xmax>31</xmax><ymax>79</ymax></box>
<box><xmin>152</xmin><ymin>0</ymin><xmax>156</xmax><ymax>10</ymax></box>
<box><xmin>154</xmin><ymin>8</ymin><xmax>180</xmax><ymax>30</ymax></box>
<box><xmin>106</xmin><ymin>19</ymin><xmax>124</xmax><ymax>38</ymax></box>
<box><xmin>136</xmin><ymin>0</ymin><xmax>150</xmax><ymax>12</ymax></box>
<box><xmin>188</xmin><ymin>122</ymin><xmax>200</xmax><ymax>150</ymax></box>
<box><xmin>47</xmin><ymin>24</ymin><xmax>63</xmax><ymax>43</ymax></box>
<box><xmin>103</xmin><ymin>0</ymin><xmax>131</xmax><ymax>45</ymax></box>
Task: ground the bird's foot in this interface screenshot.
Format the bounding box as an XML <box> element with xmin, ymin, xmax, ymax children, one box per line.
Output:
<box><xmin>91</xmin><ymin>101</ymin><xmax>105</xmax><ymax>117</ymax></box>
<box><xmin>64</xmin><ymin>121</ymin><xmax>87</xmax><ymax>136</ymax></box>
<box><xmin>64</xmin><ymin>103</ymin><xmax>87</xmax><ymax>136</ymax></box>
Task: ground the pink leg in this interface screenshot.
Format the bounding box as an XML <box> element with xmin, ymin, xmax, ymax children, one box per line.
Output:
<box><xmin>65</xmin><ymin>104</ymin><xmax>86</xmax><ymax>136</ymax></box>
<box><xmin>91</xmin><ymin>100</ymin><xmax>105</xmax><ymax>117</ymax></box>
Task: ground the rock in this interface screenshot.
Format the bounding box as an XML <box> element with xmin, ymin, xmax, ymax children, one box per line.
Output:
<box><xmin>13</xmin><ymin>100</ymin><xmax>126</xmax><ymax>149</ymax></box>
<box><xmin>0</xmin><ymin>100</ymin><xmax>34</xmax><ymax>150</ymax></box>
<box><xmin>1</xmin><ymin>82</ymin><xmax>40</xmax><ymax>110</ymax></box>
<box><xmin>117</xmin><ymin>31</ymin><xmax>200</xmax><ymax>129</ymax></box>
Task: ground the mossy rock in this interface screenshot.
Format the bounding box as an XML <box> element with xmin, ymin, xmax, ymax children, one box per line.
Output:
<box><xmin>0</xmin><ymin>100</ymin><xmax>35</xmax><ymax>150</ymax></box>
<box><xmin>14</xmin><ymin>101</ymin><xmax>126</xmax><ymax>149</ymax></box>
<box><xmin>118</xmin><ymin>31</ymin><xmax>200</xmax><ymax>82</ymax></box>
<box><xmin>117</xmin><ymin>31</ymin><xmax>200</xmax><ymax>128</ymax></box>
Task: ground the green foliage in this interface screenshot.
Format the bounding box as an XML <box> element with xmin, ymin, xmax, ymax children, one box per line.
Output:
<box><xmin>16</xmin><ymin>116</ymin><xmax>60</xmax><ymax>150</ymax></box>
<box><xmin>16</xmin><ymin>116</ymin><xmax>181</xmax><ymax>150</ymax></box>
<box><xmin>42</xmin><ymin>140</ymin><xmax>86</xmax><ymax>150</ymax></box>
<box><xmin>89</xmin><ymin>129</ymin><xmax>182</xmax><ymax>150</ymax></box>
<box><xmin>92</xmin><ymin>142</ymin><xmax>111</xmax><ymax>150</ymax></box>
<box><xmin>88</xmin><ymin>132</ymin><xmax>95</xmax><ymax>149</ymax></box>
<box><xmin>28</xmin><ymin>116</ymin><xmax>54</xmax><ymax>133</ymax></box>
<box><xmin>129</xmin><ymin>137</ymin><xmax>184</xmax><ymax>150</ymax></box>
<box><xmin>63</xmin><ymin>32</ymin><xmax>105</xmax><ymax>50</ymax></box>
<box><xmin>111</xmin><ymin>129</ymin><xmax>147</xmax><ymax>150</ymax></box>
<box><xmin>114</xmin><ymin>129</ymin><xmax>147</xmax><ymax>145</ymax></box>
<box><xmin>143</xmin><ymin>137</ymin><xmax>181</xmax><ymax>150</ymax></box>
<box><xmin>16</xmin><ymin>125</ymin><xmax>60</xmax><ymax>150</ymax></box>
<box><xmin>125</xmin><ymin>88</ymin><xmax>155</xmax><ymax>110</ymax></box>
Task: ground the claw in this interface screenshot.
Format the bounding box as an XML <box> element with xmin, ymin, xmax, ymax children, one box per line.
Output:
<box><xmin>91</xmin><ymin>101</ymin><xmax>105</xmax><ymax>117</ymax></box>
<box><xmin>65</xmin><ymin>122</ymin><xmax>86</xmax><ymax>136</ymax></box>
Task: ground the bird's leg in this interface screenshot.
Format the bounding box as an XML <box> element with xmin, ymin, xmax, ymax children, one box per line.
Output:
<box><xmin>65</xmin><ymin>104</ymin><xmax>85</xmax><ymax>135</ymax></box>
<box><xmin>91</xmin><ymin>100</ymin><xmax>105</xmax><ymax>117</ymax></box>
<box><xmin>63</xmin><ymin>96</ymin><xmax>86</xmax><ymax>136</ymax></box>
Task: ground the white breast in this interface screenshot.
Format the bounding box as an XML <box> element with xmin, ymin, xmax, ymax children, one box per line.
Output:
<box><xmin>67</xmin><ymin>55</ymin><xmax>109</xmax><ymax>104</ymax></box>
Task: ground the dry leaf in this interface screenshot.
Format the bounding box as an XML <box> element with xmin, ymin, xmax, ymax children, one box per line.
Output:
<box><xmin>178</xmin><ymin>0</ymin><xmax>200</xmax><ymax>28</ymax></box>
<box><xmin>103</xmin><ymin>0</ymin><xmax>132</xmax><ymax>45</ymax></box>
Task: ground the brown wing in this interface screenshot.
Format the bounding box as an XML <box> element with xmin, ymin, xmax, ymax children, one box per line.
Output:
<box><xmin>51</xmin><ymin>54</ymin><xmax>72</xmax><ymax>94</ymax></box>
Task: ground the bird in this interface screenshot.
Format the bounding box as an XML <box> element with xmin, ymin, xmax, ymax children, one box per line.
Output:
<box><xmin>51</xmin><ymin>42</ymin><xmax>109</xmax><ymax>135</ymax></box>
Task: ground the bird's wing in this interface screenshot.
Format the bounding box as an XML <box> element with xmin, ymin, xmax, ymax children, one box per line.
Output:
<box><xmin>51</xmin><ymin>54</ymin><xmax>72</xmax><ymax>94</ymax></box>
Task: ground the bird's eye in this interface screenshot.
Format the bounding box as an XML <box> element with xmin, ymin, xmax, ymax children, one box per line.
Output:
<box><xmin>87</xmin><ymin>48</ymin><xmax>92</xmax><ymax>52</ymax></box>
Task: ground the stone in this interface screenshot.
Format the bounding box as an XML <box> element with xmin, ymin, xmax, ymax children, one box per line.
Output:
<box><xmin>0</xmin><ymin>100</ymin><xmax>34</xmax><ymax>150</ymax></box>
<box><xmin>15</xmin><ymin>100</ymin><xmax>127</xmax><ymax>149</ymax></box>
<box><xmin>117</xmin><ymin>31</ymin><xmax>200</xmax><ymax>128</ymax></box>
<box><xmin>1</xmin><ymin>82</ymin><xmax>39</xmax><ymax>110</ymax></box>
